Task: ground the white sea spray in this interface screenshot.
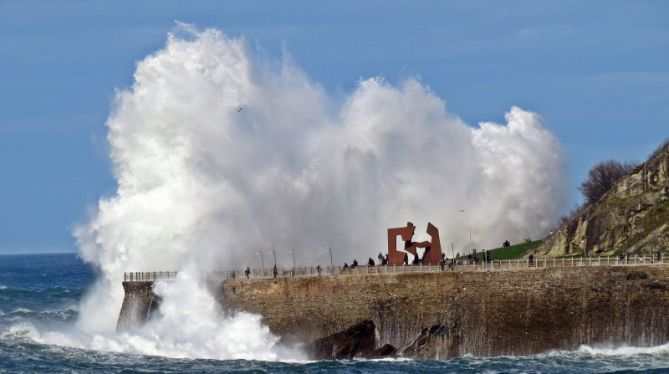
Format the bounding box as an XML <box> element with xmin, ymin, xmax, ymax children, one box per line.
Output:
<box><xmin>43</xmin><ymin>24</ymin><xmax>570</xmax><ymax>360</ymax></box>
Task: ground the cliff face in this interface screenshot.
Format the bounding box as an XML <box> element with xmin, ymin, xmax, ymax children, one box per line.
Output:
<box><xmin>221</xmin><ymin>266</ymin><xmax>669</xmax><ymax>357</ymax></box>
<box><xmin>538</xmin><ymin>142</ymin><xmax>669</xmax><ymax>257</ymax></box>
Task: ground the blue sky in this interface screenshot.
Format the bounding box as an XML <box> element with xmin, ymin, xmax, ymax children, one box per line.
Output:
<box><xmin>0</xmin><ymin>1</ymin><xmax>667</xmax><ymax>254</ymax></box>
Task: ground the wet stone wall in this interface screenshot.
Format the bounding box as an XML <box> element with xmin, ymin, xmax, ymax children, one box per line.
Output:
<box><xmin>221</xmin><ymin>266</ymin><xmax>669</xmax><ymax>357</ymax></box>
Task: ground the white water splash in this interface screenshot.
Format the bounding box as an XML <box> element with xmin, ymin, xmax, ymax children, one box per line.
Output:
<box><xmin>576</xmin><ymin>343</ymin><xmax>669</xmax><ymax>356</ymax></box>
<box><xmin>64</xmin><ymin>24</ymin><xmax>569</xmax><ymax>359</ymax></box>
<box><xmin>27</xmin><ymin>272</ymin><xmax>303</xmax><ymax>360</ymax></box>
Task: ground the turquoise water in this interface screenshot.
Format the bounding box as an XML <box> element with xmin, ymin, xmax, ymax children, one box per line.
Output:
<box><xmin>2</xmin><ymin>254</ymin><xmax>669</xmax><ymax>373</ymax></box>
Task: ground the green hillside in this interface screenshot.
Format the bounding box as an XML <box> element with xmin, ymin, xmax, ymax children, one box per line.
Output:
<box><xmin>457</xmin><ymin>240</ymin><xmax>543</xmax><ymax>261</ymax></box>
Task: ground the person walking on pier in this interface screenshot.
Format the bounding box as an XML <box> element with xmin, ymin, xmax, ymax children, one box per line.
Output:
<box><xmin>317</xmin><ymin>265</ymin><xmax>322</xmax><ymax>276</ymax></box>
<box><xmin>244</xmin><ymin>267</ymin><xmax>250</xmax><ymax>279</ymax></box>
<box><xmin>368</xmin><ymin>257</ymin><xmax>375</xmax><ymax>267</ymax></box>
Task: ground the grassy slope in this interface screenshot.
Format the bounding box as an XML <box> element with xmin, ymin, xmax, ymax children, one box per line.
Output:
<box><xmin>463</xmin><ymin>240</ymin><xmax>543</xmax><ymax>261</ymax></box>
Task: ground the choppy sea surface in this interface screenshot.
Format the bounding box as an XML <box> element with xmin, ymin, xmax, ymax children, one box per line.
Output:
<box><xmin>2</xmin><ymin>254</ymin><xmax>669</xmax><ymax>373</ymax></box>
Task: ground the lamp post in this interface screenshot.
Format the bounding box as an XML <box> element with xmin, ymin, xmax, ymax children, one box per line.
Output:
<box><xmin>256</xmin><ymin>250</ymin><xmax>264</xmax><ymax>276</ymax></box>
<box><xmin>272</xmin><ymin>249</ymin><xmax>277</xmax><ymax>267</ymax></box>
<box><xmin>458</xmin><ymin>209</ymin><xmax>472</xmax><ymax>255</ymax></box>
<box><xmin>256</xmin><ymin>250</ymin><xmax>265</xmax><ymax>269</ymax></box>
<box><xmin>328</xmin><ymin>247</ymin><xmax>334</xmax><ymax>267</ymax></box>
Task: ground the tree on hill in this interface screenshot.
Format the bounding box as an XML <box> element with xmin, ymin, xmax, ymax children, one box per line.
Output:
<box><xmin>555</xmin><ymin>159</ymin><xmax>637</xmax><ymax>229</ymax></box>
<box><xmin>579</xmin><ymin>160</ymin><xmax>637</xmax><ymax>206</ymax></box>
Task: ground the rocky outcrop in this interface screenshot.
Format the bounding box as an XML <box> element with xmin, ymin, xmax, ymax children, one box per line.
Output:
<box><xmin>401</xmin><ymin>324</ymin><xmax>459</xmax><ymax>359</ymax></box>
<box><xmin>305</xmin><ymin>320</ymin><xmax>378</xmax><ymax>360</ymax></box>
<box><xmin>360</xmin><ymin>344</ymin><xmax>398</xmax><ymax>359</ymax></box>
<box><xmin>305</xmin><ymin>320</ymin><xmax>459</xmax><ymax>360</ymax></box>
<box><xmin>538</xmin><ymin>141</ymin><xmax>669</xmax><ymax>257</ymax></box>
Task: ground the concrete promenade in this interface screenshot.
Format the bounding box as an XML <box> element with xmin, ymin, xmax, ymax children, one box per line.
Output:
<box><xmin>123</xmin><ymin>254</ymin><xmax>669</xmax><ymax>282</ymax></box>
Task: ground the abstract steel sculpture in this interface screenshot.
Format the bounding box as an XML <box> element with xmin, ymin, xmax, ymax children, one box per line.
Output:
<box><xmin>387</xmin><ymin>222</ymin><xmax>442</xmax><ymax>265</ymax></box>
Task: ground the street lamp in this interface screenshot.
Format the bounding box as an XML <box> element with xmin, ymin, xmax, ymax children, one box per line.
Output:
<box><xmin>256</xmin><ymin>250</ymin><xmax>265</xmax><ymax>269</ymax></box>
<box><xmin>272</xmin><ymin>249</ymin><xmax>277</xmax><ymax>267</ymax></box>
<box><xmin>458</xmin><ymin>209</ymin><xmax>472</xmax><ymax>255</ymax></box>
<box><xmin>327</xmin><ymin>247</ymin><xmax>334</xmax><ymax>267</ymax></box>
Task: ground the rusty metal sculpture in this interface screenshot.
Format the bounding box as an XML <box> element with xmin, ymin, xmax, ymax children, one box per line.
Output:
<box><xmin>387</xmin><ymin>222</ymin><xmax>442</xmax><ymax>265</ymax></box>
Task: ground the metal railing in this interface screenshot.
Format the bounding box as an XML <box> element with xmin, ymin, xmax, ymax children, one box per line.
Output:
<box><xmin>123</xmin><ymin>255</ymin><xmax>669</xmax><ymax>282</ymax></box>
<box><xmin>123</xmin><ymin>271</ymin><xmax>178</xmax><ymax>282</ymax></box>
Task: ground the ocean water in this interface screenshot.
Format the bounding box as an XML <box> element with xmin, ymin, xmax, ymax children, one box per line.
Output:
<box><xmin>2</xmin><ymin>254</ymin><xmax>669</xmax><ymax>373</ymax></box>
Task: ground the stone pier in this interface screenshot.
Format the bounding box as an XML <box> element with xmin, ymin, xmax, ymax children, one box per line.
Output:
<box><xmin>119</xmin><ymin>265</ymin><xmax>669</xmax><ymax>358</ymax></box>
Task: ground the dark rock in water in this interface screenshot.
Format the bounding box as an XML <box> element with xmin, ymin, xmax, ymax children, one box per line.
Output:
<box><xmin>401</xmin><ymin>324</ymin><xmax>458</xmax><ymax>359</ymax></box>
<box><xmin>306</xmin><ymin>320</ymin><xmax>376</xmax><ymax>360</ymax></box>
<box><xmin>360</xmin><ymin>343</ymin><xmax>398</xmax><ymax>359</ymax></box>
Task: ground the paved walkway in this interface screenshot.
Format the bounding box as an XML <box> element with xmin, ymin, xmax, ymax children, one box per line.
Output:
<box><xmin>123</xmin><ymin>255</ymin><xmax>668</xmax><ymax>282</ymax></box>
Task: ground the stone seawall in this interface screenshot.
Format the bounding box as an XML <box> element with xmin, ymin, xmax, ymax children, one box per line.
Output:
<box><xmin>222</xmin><ymin>266</ymin><xmax>669</xmax><ymax>357</ymax></box>
<box><xmin>117</xmin><ymin>265</ymin><xmax>669</xmax><ymax>358</ymax></box>
<box><xmin>116</xmin><ymin>281</ymin><xmax>160</xmax><ymax>331</ymax></box>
